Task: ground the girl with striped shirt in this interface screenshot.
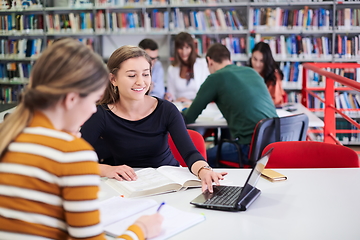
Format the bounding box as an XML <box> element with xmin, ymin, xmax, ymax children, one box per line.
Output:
<box><xmin>0</xmin><ymin>39</ymin><xmax>163</xmax><ymax>240</ymax></box>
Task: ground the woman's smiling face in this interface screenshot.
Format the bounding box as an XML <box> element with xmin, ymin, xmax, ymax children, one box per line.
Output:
<box><xmin>111</xmin><ymin>57</ymin><xmax>151</xmax><ymax>100</ymax></box>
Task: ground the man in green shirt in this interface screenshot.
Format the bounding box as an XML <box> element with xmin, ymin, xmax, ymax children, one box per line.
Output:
<box><xmin>182</xmin><ymin>43</ymin><xmax>278</xmax><ymax>167</ymax></box>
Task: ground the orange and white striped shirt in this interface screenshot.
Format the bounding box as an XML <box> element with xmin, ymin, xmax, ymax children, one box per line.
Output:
<box><xmin>0</xmin><ymin>111</ymin><xmax>144</xmax><ymax>240</ymax></box>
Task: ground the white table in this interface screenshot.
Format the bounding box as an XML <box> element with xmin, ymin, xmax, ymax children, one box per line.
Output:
<box><xmin>0</xmin><ymin>106</ymin><xmax>15</xmax><ymax>122</ymax></box>
<box><xmin>101</xmin><ymin>168</ymin><xmax>360</xmax><ymax>240</ymax></box>
<box><xmin>175</xmin><ymin>102</ymin><xmax>324</xmax><ymax>128</ymax></box>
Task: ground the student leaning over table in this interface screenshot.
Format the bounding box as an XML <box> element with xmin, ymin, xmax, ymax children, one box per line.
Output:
<box><xmin>182</xmin><ymin>43</ymin><xmax>278</xmax><ymax>167</ymax></box>
<box><xmin>80</xmin><ymin>45</ymin><xmax>227</xmax><ymax>192</ymax></box>
<box><xmin>0</xmin><ymin>39</ymin><xmax>162</xmax><ymax>240</ymax></box>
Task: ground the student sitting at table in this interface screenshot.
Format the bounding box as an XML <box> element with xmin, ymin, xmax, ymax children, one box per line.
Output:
<box><xmin>80</xmin><ymin>45</ymin><xmax>226</xmax><ymax>192</ymax></box>
<box><xmin>182</xmin><ymin>43</ymin><xmax>278</xmax><ymax>167</ymax></box>
<box><xmin>249</xmin><ymin>41</ymin><xmax>287</xmax><ymax>106</ymax></box>
<box><xmin>164</xmin><ymin>32</ymin><xmax>209</xmax><ymax>102</ymax></box>
<box><xmin>138</xmin><ymin>38</ymin><xmax>165</xmax><ymax>99</ymax></box>
<box><xmin>0</xmin><ymin>39</ymin><xmax>163</xmax><ymax>240</ymax></box>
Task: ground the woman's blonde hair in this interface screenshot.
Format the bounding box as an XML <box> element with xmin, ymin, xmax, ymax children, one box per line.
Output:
<box><xmin>99</xmin><ymin>45</ymin><xmax>152</xmax><ymax>105</ymax></box>
<box><xmin>0</xmin><ymin>38</ymin><xmax>109</xmax><ymax>157</ymax></box>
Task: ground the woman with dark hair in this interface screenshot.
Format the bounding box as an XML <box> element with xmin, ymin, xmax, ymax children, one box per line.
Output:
<box><xmin>165</xmin><ymin>32</ymin><xmax>209</xmax><ymax>102</ymax></box>
<box><xmin>249</xmin><ymin>42</ymin><xmax>287</xmax><ymax>105</ymax></box>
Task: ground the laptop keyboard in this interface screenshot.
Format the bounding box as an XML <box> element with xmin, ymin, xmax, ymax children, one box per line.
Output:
<box><xmin>204</xmin><ymin>186</ymin><xmax>243</xmax><ymax>206</ymax></box>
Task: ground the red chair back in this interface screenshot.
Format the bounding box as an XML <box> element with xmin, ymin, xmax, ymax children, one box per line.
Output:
<box><xmin>262</xmin><ymin>141</ymin><xmax>360</xmax><ymax>168</ymax></box>
<box><xmin>168</xmin><ymin>129</ymin><xmax>207</xmax><ymax>167</ymax></box>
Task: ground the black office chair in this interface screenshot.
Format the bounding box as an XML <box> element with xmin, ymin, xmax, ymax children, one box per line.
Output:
<box><xmin>217</xmin><ymin>113</ymin><xmax>309</xmax><ymax>168</ymax></box>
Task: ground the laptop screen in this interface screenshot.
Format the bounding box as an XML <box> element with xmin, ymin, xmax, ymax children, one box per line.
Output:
<box><xmin>238</xmin><ymin>148</ymin><xmax>272</xmax><ymax>199</ymax></box>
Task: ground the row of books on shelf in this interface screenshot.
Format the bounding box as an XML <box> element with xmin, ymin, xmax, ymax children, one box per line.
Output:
<box><xmin>307</xmin><ymin>67</ymin><xmax>360</xmax><ymax>87</ymax></box>
<box><xmin>0</xmin><ymin>39</ymin><xmax>42</xmax><ymax>58</ymax></box>
<box><xmin>249</xmin><ymin>7</ymin><xmax>332</xmax><ymax>31</ymax></box>
<box><xmin>193</xmin><ymin>35</ymin><xmax>247</xmax><ymax>55</ymax></box>
<box><xmin>0</xmin><ymin>13</ymin><xmax>94</xmax><ymax>35</ymax></box>
<box><xmin>286</xmin><ymin>91</ymin><xmax>302</xmax><ymax>103</ymax></box>
<box><xmin>308</xmin><ymin>92</ymin><xmax>360</xmax><ymax>117</ymax></box>
<box><xmin>0</xmin><ymin>0</ymin><xmax>43</xmax><ymax>10</ymax></box>
<box><xmin>96</xmin><ymin>10</ymin><xmax>168</xmax><ymax>33</ymax></box>
<box><xmin>0</xmin><ymin>84</ymin><xmax>24</xmax><ymax>104</ymax></box>
<box><xmin>252</xmin><ymin>0</ymin><xmax>335</xmax><ymax>2</ymax></box>
<box><xmin>171</xmin><ymin>8</ymin><xmax>246</xmax><ymax>32</ymax></box>
<box><xmin>96</xmin><ymin>0</ymin><xmax>167</xmax><ymax>6</ymax></box>
<box><xmin>336</xmin><ymin>8</ymin><xmax>360</xmax><ymax>30</ymax></box>
<box><xmin>0</xmin><ymin>62</ymin><xmax>31</xmax><ymax>82</ymax></box>
<box><xmin>280</xmin><ymin>61</ymin><xmax>303</xmax><ymax>87</ymax></box>
<box><xmin>0</xmin><ymin>14</ymin><xmax>44</xmax><ymax>34</ymax></box>
<box><xmin>249</xmin><ymin>34</ymin><xmax>360</xmax><ymax>60</ymax></box>
<box><xmin>2</xmin><ymin>0</ymin><xmax>359</xmax><ymax>11</ymax></box>
<box><xmin>96</xmin><ymin>0</ymin><xmax>309</xmax><ymax>7</ymax></box>
<box><xmin>249</xmin><ymin>34</ymin><xmax>332</xmax><ymax>60</ymax></box>
<box><xmin>3</xmin><ymin>10</ymin><xmax>360</xmax><ymax>34</ymax></box>
<box><xmin>0</xmin><ymin>38</ymin><xmax>94</xmax><ymax>59</ymax></box>
<box><xmin>46</xmin><ymin>13</ymin><xmax>94</xmax><ymax>34</ymax></box>
<box><xmin>95</xmin><ymin>8</ymin><xmax>247</xmax><ymax>33</ymax></box>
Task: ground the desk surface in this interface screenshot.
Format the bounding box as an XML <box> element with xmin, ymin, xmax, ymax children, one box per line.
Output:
<box><xmin>101</xmin><ymin>168</ymin><xmax>360</xmax><ymax>240</ymax></box>
<box><xmin>177</xmin><ymin>102</ymin><xmax>324</xmax><ymax>128</ymax></box>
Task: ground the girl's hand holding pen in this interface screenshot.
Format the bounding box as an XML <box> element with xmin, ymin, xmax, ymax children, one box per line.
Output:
<box><xmin>135</xmin><ymin>214</ymin><xmax>163</xmax><ymax>239</ymax></box>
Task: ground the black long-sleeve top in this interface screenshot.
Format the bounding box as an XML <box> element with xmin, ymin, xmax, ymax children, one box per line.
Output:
<box><xmin>81</xmin><ymin>98</ymin><xmax>203</xmax><ymax>170</ymax></box>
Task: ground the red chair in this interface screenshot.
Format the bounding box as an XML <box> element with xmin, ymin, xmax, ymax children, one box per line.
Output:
<box><xmin>168</xmin><ymin>129</ymin><xmax>207</xmax><ymax>167</ymax></box>
<box><xmin>262</xmin><ymin>141</ymin><xmax>360</xmax><ymax>168</ymax></box>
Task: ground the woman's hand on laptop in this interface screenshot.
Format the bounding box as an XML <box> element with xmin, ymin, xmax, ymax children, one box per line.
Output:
<box><xmin>200</xmin><ymin>170</ymin><xmax>228</xmax><ymax>193</ymax></box>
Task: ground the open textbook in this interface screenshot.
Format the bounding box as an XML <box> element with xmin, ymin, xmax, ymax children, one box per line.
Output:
<box><xmin>100</xmin><ymin>196</ymin><xmax>205</xmax><ymax>239</ymax></box>
<box><xmin>105</xmin><ymin>166</ymin><xmax>202</xmax><ymax>198</ymax></box>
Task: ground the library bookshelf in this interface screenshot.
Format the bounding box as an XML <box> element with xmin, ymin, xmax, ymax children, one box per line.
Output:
<box><xmin>1</xmin><ymin>0</ymin><xmax>360</xmax><ymax>105</ymax></box>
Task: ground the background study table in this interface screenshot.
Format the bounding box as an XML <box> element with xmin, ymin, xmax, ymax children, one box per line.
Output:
<box><xmin>177</xmin><ymin>102</ymin><xmax>324</xmax><ymax>128</ymax></box>
<box><xmin>101</xmin><ymin>168</ymin><xmax>360</xmax><ymax>240</ymax></box>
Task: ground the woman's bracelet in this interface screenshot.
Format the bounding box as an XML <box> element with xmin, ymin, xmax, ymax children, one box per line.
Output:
<box><xmin>197</xmin><ymin>165</ymin><xmax>213</xmax><ymax>180</ymax></box>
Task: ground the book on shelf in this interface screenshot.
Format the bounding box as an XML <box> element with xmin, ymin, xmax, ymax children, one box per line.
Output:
<box><xmin>170</xmin><ymin>8</ymin><xmax>246</xmax><ymax>32</ymax></box>
<box><xmin>250</xmin><ymin>34</ymin><xmax>333</xmax><ymax>60</ymax></box>
<box><xmin>249</xmin><ymin>7</ymin><xmax>332</xmax><ymax>31</ymax></box>
<box><xmin>105</xmin><ymin>166</ymin><xmax>202</xmax><ymax>198</ymax></box>
<box><xmin>100</xmin><ymin>196</ymin><xmax>205</xmax><ymax>239</ymax></box>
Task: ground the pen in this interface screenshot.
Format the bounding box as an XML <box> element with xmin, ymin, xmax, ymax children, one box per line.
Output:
<box><xmin>157</xmin><ymin>202</ymin><xmax>165</xmax><ymax>213</ymax></box>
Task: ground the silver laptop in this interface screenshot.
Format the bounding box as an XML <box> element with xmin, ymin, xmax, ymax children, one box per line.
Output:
<box><xmin>190</xmin><ymin>148</ymin><xmax>273</xmax><ymax>211</ymax></box>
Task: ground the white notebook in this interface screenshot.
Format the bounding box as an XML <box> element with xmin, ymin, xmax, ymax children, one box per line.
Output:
<box><xmin>100</xmin><ymin>196</ymin><xmax>205</xmax><ymax>240</ymax></box>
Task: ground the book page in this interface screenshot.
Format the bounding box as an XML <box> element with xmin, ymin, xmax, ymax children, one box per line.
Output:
<box><xmin>99</xmin><ymin>196</ymin><xmax>157</xmax><ymax>226</ymax></box>
<box><xmin>106</xmin><ymin>168</ymin><xmax>181</xmax><ymax>197</ymax></box>
<box><xmin>104</xmin><ymin>204</ymin><xmax>205</xmax><ymax>239</ymax></box>
<box><xmin>156</xmin><ymin>166</ymin><xmax>201</xmax><ymax>188</ymax></box>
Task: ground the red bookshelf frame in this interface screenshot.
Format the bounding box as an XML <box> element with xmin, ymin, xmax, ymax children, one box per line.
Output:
<box><xmin>302</xmin><ymin>62</ymin><xmax>360</xmax><ymax>145</ymax></box>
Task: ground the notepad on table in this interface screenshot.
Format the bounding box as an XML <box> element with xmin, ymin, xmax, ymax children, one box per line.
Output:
<box><xmin>100</xmin><ymin>196</ymin><xmax>205</xmax><ymax>239</ymax></box>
